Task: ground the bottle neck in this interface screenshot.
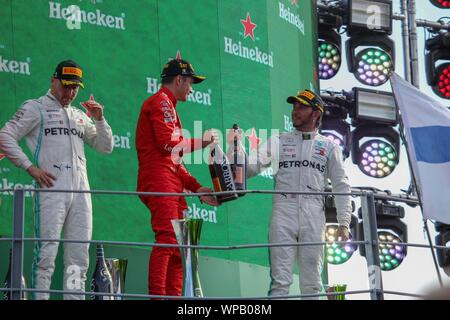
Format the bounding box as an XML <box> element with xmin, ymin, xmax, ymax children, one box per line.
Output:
<box><xmin>96</xmin><ymin>245</ymin><xmax>105</xmax><ymax>259</ymax></box>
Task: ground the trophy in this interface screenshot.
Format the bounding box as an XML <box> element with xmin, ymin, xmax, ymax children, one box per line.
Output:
<box><xmin>105</xmin><ymin>258</ymin><xmax>128</xmax><ymax>300</ymax></box>
<box><xmin>325</xmin><ymin>284</ymin><xmax>347</xmax><ymax>300</ymax></box>
<box><xmin>171</xmin><ymin>218</ymin><xmax>203</xmax><ymax>297</ymax></box>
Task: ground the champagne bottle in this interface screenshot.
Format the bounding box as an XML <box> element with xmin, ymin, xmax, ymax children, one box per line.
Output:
<box><xmin>230</xmin><ymin>124</ymin><xmax>247</xmax><ymax>197</ymax></box>
<box><xmin>3</xmin><ymin>249</ymin><xmax>28</xmax><ymax>300</ymax></box>
<box><xmin>208</xmin><ymin>144</ymin><xmax>238</xmax><ymax>203</ymax></box>
<box><xmin>91</xmin><ymin>244</ymin><xmax>114</xmax><ymax>300</ymax></box>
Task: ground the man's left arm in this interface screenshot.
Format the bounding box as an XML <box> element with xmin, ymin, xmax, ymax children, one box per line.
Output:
<box><xmin>179</xmin><ymin>163</ymin><xmax>202</xmax><ymax>192</ymax></box>
<box><xmin>184</xmin><ymin>129</ymin><xmax>218</xmax><ymax>153</ymax></box>
<box><xmin>179</xmin><ymin>163</ymin><xmax>220</xmax><ymax>206</ymax></box>
<box><xmin>327</xmin><ymin>144</ymin><xmax>352</xmax><ymax>237</ymax></box>
<box><xmin>82</xmin><ymin>100</ymin><xmax>114</xmax><ymax>154</ymax></box>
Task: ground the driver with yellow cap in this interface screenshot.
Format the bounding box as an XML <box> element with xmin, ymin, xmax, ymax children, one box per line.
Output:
<box><xmin>0</xmin><ymin>59</ymin><xmax>114</xmax><ymax>299</ymax></box>
<box><xmin>244</xmin><ymin>88</ymin><xmax>352</xmax><ymax>299</ymax></box>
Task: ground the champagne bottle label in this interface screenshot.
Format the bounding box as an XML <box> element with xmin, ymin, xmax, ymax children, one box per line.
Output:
<box><xmin>208</xmin><ymin>144</ymin><xmax>238</xmax><ymax>203</ymax></box>
<box><xmin>91</xmin><ymin>245</ymin><xmax>114</xmax><ymax>300</ymax></box>
<box><xmin>234</xmin><ymin>166</ymin><xmax>244</xmax><ymax>185</ymax></box>
<box><xmin>212</xmin><ymin>176</ymin><xmax>222</xmax><ymax>192</ymax></box>
<box><xmin>219</xmin><ymin>158</ymin><xmax>235</xmax><ymax>192</ymax></box>
<box><xmin>208</xmin><ymin>163</ymin><xmax>222</xmax><ymax>193</ymax></box>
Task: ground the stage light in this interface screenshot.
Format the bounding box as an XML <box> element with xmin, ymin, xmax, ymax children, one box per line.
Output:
<box><xmin>433</xmin><ymin>63</ymin><xmax>450</xmax><ymax>98</ymax></box>
<box><xmin>358</xmin><ymin>196</ymin><xmax>408</xmax><ymax>271</ymax></box>
<box><xmin>347</xmin><ymin>0</ymin><xmax>393</xmax><ymax>35</ymax></box>
<box><xmin>318</xmin><ymin>40</ymin><xmax>342</xmax><ymax>80</ymax></box>
<box><xmin>354</xmin><ymin>48</ymin><xmax>393</xmax><ymax>86</ymax></box>
<box><xmin>320</xmin><ymin>93</ymin><xmax>352</xmax><ymax>158</ymax></box>
<box><xmin>430</xmin><ymin>0</ymin><xmax>450</xmax><ymax>8</ymax></box>
<box><xmin>325</xmin><ymin>223</ymin><xmax>358</xmax><ymax>265</ymax></box>
<box><xmin>345</xmin><ymin>0</ymin><xmax>394</xmax><ymax>87</ymax></box>
<box><xmin>323</xmin><ymin>131</ymin><xmax>345</xmax><ymax>148</ymax></box>
<box><xmin>324</xmin><ymin>185</ymin><xmax>358</xmax><ymax>265</ymax></box>
<box><xmin>352</xmin><ymin>87</ymin><xmax>397</xmax><ymax>125</ymax></box>
<box><xmin>351</xmin><ymin>125</ymin><xmax>400</xmax><ymax>178</ymax></box>
<box><xmin>321</xmin><ymin>119</ymin><xmax>351</xmax><ymax>159</ymax></box>
<box><xmin>358</xmin><ymin>139</ymin><xmax>397</xmax><ymax>178</ymax></box>
<box><xmin>425</xmin><ymin>31</ymin><xmax>450</xmax><ymax>99</ymax></box>
<box><xmin>346</xmin><ymin>33</ymin><xmax>395</xmax><ymax>87</ymax></box>
<box><xmin>318</xmin><ymin>8</ymin><xmax>343</xmax><ymax>80</ymax></box>
<box><xmin>377</xmin><ymin>230</ymin><xmax>407</xmax><ymax>271</ymax></box>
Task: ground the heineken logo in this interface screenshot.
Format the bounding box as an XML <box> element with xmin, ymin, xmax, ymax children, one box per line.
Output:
<box><xmin>240</xmin><ymin>13</ymin><xmax>257</xmax><ymax>41</ymax></box>
<box><xmin>187</xmin><ymin>203</ymin><xmax>218</xmax><ymax>224</ymax></box>
<box><xmin>146</xmin><ymin>77</ymin><xmax>212</xmax><ymax>106</ymax></box>
<box><xmin>1</xmin><ymin>178</ymin><xmax>34</xmax><ymax>197</ymax></box>
<box><xmin>279</xmin><ymin>1</ymin><xmax>305</xmax><ymax>35</ymax></box>
<box><xmin>113</xmin><ymin>132</ymin><xmax>131</xmax><ymax>150</ymax></box>
<box><xmin>0</xmin><ymin>56</ymin><xmax>31</xmax><ymax>75</ymax></box>
<box><xmin>48</xmin><ymin>1</ymin><xmax>126</xmax><ymax>30</ymax></box>
<box><xmin>246</xmin><ymin>128</ymin><xmax>261</xmax><ymax>151</ymax></box>
<box><xmin>224</xmin><ymin>13</ymin><xmax>273</xmax><ymax>67</ymax></box>
<box><xmin>223</xmin><ymin>37</ymin><xmax>274</xmax><ymax>67</ymax></box>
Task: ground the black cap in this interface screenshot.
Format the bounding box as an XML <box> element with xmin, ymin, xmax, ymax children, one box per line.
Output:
<box><xmin>53</xmin><ymin>60</ymin><xmax>84</xmax><ymax>88</ymax></box>
<box><xmin>161</xmin><ymin>59</ymin><xmax>206</xmax><ymax>84</ymax></box>
<box><xmin>287</xmin><ymin>89</ymin><xmax>324</xmax><ymax>113</ymax></box>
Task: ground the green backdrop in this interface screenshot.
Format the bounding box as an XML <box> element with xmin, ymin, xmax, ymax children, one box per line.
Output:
<box><xmin>0</xmin><ymin>0</ymin><xmax>317</xmax><ymax>271</ymax></box>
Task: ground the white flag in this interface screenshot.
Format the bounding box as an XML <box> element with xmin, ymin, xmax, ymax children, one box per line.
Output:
<box><xmin>391</xmin><ymin>73</ymin><xmax>450</xmax><ymax>224</ymax></box>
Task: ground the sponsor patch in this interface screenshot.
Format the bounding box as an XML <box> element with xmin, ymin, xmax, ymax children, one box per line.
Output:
<box><xmin>282</xmin><ymin>147</ymin><xmax>295</xmax><ymax>153</ymax></box>
<box><xmin>300</xmin><ymin>90</ymin><xmax>314</xmax><ymax>100</ymax></box>
<box><xmin>279</xmin><ymin>160</ymin><xmax>326</xmax><ymax>173</ymax></box>
<box><xmin>62</xmin><ymin>67</ymin><xmax>82</xmax><ymax>77</ymax></box>
<box><xmin>46</xmin><ymin>120</ymin><xmax>64</xmax><ymax>126</ymax></box>
<box><xmin>285</xmin><ymin>137</ymin><xmax>295</xmax><ymax>143</ymax></box>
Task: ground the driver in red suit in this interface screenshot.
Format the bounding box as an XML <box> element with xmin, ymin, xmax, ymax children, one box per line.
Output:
<box><xmin>136</xmin><ymin>58</ymin><xmax>219</xmax><ymax>297</ymax></box>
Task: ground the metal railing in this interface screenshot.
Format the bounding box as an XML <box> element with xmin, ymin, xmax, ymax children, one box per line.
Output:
<box><xmin>0</xmin><ymin>187</ymin><xmax>444</xmax><ymax>300</ymax></box>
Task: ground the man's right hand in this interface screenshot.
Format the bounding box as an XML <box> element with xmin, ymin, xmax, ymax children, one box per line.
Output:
<box><xmin>196</xmin><ymin>187</ymin><xmax>221</xmax><ymax>207</ymax></box>
<box><xmin>336</xmin><ymin>225</ymin><xmax>350</xmax><ymax>242</ymax></box>
<box><xmin>27</xmin><ymin>165</ymin><xmax>56</xmax><ymax>188</ymax></box>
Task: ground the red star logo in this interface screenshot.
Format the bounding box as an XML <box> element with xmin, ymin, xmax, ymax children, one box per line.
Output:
<box><xmin>246</xmin><ymin>128</ymin><xmax>261</xmax><ymax>151</ymax></box>
<box><xmin>0</xmin><ymin>153</ymin><xmax>5</xmax><ymax>161</ymax></box>
<box><xmin>176</xmin><ymin>50</ymin><xmax>181</xmax><ymax>61</ymax></box>
<box><xmin>240</xmin><ymin>13</ymin><xmax>257</xmax><ymax>41</ymax></box>
<box><xmin>290</xmin><ymin>0</ymin><xmax>298</xmax><ymax>5</ymax></box>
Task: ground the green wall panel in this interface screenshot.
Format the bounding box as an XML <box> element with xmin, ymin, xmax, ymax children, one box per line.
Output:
<box><xmin>0</xmin><ymin>0</ymin><xmax>317</xmax><ymax>271</ymax></box>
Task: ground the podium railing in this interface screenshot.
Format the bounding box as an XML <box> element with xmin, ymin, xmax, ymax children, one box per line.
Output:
<box><xmin>0</xmin><ymin>187</ymin><xmax>446</xmax><ymax>300</ymax></box>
